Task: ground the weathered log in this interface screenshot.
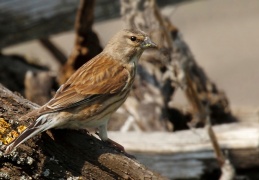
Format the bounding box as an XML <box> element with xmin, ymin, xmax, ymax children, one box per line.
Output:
<box><xmin>109</xmin><ymin>122</ymin><xmax>258</xmax><ymax>155</ymax></box>
<box><xmin>109</xmin><ymin>122</ymin><xmax>259</xmax><ymax>179</ymax></box>
<box><xmin>0</xmin><ymin>84</ymin><xmax>165</xmax><ymax>179</ymax></box>
<box><xmin>0</xmin><ymin>0</ymin><xmax>121</xmax><ymax>49</ymax></box>
<box><xmin>0</xmin><ymin>1</ymin><xmax>78</xmax><ymax>49</ymax></box>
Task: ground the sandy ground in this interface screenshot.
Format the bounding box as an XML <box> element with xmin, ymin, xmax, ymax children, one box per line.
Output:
<box><xmin>3</xmin><ymin>0</ymin><xmax>259</xmax><ymax>108</ymax></box>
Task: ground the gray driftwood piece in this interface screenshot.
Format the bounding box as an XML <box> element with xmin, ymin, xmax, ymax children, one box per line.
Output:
<box><xmin>0</xmin><ymin>0</ymin><xmax>121</xmax><ymax>48</ymax></box>
<box><xmin>109</xmin><ymin>122</ymin><xmax>259</xmax><ymax>179</ymax></box>
<box><xmin>109</xmin><ymin>123</ymin><xmax>259</xmax><ymax>154</ymax></box>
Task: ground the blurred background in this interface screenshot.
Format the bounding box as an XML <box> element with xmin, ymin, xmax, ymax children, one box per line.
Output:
<box><xmin>2</xmin><ymin>0</ymin><xmax>259</xmax><ymax>107</ymax></box>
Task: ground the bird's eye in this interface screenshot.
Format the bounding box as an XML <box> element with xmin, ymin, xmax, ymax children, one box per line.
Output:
<box><xmin>130</xmin><ymin>36</ymin><xmax>137</xmax><ymax>41</ymax></box>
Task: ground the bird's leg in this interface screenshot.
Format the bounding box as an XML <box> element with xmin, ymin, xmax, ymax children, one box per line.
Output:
<box><xmin>97</xmin><ymin>124</ymin><xmax>125</xmax><ymax>152</ymax></box>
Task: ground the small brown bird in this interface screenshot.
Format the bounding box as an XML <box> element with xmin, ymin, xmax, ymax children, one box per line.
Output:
<box><xmin>5</xmin><ymin>29</ymin><xmax>157</xmax><ymax>154</ymax></box>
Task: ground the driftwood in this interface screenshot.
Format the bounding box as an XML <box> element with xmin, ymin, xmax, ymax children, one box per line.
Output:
<box><xmin>0</xmin><ymin>0</ymin><xmax>121</xmax><ymax>49</ymax></box>
<box><xmin>120</xmin><ymin>0</ymin><xmax>238</xmax><ymax>179</ymax></box>
<box><xmin>0</xmin><ymin>84</ymin><xmax>165</xmax><ymax>179</ymax></box>
<box><xmin>109</xmin><ymin>122</ymin><xmax>259</xmax><ymax>156</ymax></box>
<box><xmin>0</xmin><ymin>1</ymin><xmax>77</xmax><ymax>49</ymax></box>
<box><xmin>109</xmin><ymin>122</ymin><xmax>259</xmax><ymax>179</ymax></box>
<box><xmin>120</xmin><ymin>0</ymin><xmax>234</xmax><ymax>129</ymax></box>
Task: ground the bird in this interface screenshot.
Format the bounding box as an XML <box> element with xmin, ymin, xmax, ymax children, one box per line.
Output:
<box><xmin>5</xmin><ymin>29</ymin><xmax>157</xmax><ymax>154</ymax></box>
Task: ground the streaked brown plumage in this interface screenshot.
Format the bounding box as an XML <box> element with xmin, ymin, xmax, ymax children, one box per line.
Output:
<box><xmin>5</xmin><ymin>29</ymin><xmax>157</xmax><ymax>154</ymax></box>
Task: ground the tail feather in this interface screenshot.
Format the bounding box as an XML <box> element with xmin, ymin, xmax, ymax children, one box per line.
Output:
<box><xmin>5</xmin><ymin>114</ymin><xmax>58</xmax><ymax>154</ymax></box>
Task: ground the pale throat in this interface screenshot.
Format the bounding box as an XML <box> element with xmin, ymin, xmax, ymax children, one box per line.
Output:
<box><xmin>130</xmin><ymin>47</ymin><xmax>144</xmax><ymax>63</ymax></box>
<box><xmin>129</xmin><ymin>53</ymin><xmax>141</xmax><ymax>71</ymax></box>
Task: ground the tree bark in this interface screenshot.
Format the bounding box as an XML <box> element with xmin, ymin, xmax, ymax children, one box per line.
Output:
<box><xmin>0</xmin><ymin>84</ymin><xmax>165</xmax><ymax>179</ymax></box>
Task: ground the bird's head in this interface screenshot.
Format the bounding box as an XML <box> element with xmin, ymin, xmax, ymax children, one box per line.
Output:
<box><xmin>103</xmin><ymin>29</ymin><xmax>157</xmax><ymax>63</ymax></box>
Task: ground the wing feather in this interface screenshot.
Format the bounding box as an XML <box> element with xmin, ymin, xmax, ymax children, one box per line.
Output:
<box><xmin>23</xmin><ymin>53</ymin><xmax>130</xmax><ymax>118</ymax></box>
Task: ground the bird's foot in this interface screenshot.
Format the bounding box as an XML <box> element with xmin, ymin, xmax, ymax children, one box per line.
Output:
<box><xmin>105</xmin><ymin>139</ymin><xmax>135</xmax><ymax>159</ymax></box>
<box><xmin>105</xmin><ymin>138</ymin><xmax>125</xmax><ymax>152</ymax></box>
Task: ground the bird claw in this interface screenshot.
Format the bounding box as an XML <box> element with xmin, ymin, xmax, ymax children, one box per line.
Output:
<box><xmin>105</xmin><ymin>139</ymin><xmax>136</xmax><ymax>159</ymax></box>
<box><xmin>105</xmin><ymin>138</ymin><xmax>125</xmax><ymax>152</ymax></box>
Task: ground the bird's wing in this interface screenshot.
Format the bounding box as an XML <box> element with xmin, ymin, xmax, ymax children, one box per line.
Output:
<box><xmin>20</xmin><ymin>54</ymin><xmax>130</xmax><ymax>120</ymax></box>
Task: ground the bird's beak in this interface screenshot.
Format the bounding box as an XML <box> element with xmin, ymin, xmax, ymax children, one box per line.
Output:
<box><xmin>141</xmin><ymin>36</ymin><xmax>157</xmax><ymax>49</ymax></box>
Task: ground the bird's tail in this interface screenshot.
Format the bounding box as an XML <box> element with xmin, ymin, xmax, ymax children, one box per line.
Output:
<box><xmin>5</xmin><ymin>114</ymin><xmax>58</xmax><ymax>154</ymax></box>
